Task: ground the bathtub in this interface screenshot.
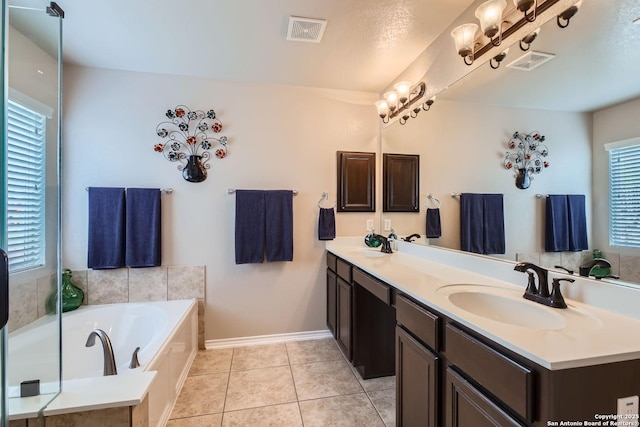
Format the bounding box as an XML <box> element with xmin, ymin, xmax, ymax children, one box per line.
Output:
<box><xmin>7</xmin><ymin>299</ymin><xmax>198</xmax><ymax>426</ymax></box>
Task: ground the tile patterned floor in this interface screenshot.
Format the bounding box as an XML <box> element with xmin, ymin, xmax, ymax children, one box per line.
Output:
<box><xmin>167</xmin><ymin>338</ymin><xmax>396</xmax><ymax>426</ymax></box>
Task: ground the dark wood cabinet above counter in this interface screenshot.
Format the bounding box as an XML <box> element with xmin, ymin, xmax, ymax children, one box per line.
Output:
<box><xmin>337</xmin><ymin>151</ymin><xmax>375</xmax><ymax>212</ymax></box>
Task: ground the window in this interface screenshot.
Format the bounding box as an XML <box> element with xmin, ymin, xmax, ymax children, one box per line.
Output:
<box><xmin>608</xmin><ymin>140</ymin><xmax>640</xmax><ymax>248</ymax></box>
<box><xmin>6</xmin><ymin>99</ymin><xmax>46</xmax><ymax>272</ymax></box>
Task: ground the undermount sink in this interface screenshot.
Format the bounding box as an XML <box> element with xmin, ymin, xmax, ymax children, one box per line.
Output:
<box><xmin>437</xmin><ymin>284</ymin><xmax>567</xmax><ymax>330</ymax></box>
<box><xmin>354</xmin><ymin>248</ymin><xmax>387</xmax><ymax>258</ymax></box>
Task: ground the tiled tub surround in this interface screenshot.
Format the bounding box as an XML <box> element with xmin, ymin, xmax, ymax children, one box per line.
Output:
<box><xmin>8</xmin><ymin>265</ymin><xmax>206</xmax><ymax>348</ymax></box>
<box><xmin>167</xmin><ymin>338</ymin><xmax>395</xmax><ymax>426</ymax></box>
<box><xmin>328</xmin><ymin>237</ymin><xmax>640</xmax><ymax>369</ymax></box>
<box><xmin>9</xmin><ymin>299</ymin><xmax>198</xmax><ymax>427</ymax></box>
<box><xmin>516</xmin><ymin>250</ymin><xmax>640</xmax><ymax>284</ymax></box>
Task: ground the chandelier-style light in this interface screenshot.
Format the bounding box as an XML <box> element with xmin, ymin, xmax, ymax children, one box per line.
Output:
<box><xmin>451</xmin><ymin>0</ymin><xmax>581</xmax><ymax>68</ymax></box>
<box><xmin>375</xmin><ymin>81</ymin><xmax>436</xmax><ymax>125</ymax></box>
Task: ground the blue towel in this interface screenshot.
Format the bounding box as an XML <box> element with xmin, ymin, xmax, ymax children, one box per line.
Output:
<box><xmin>88</xmin><ymin>187</ymin><xmax>126</xmax><ymax>269</ymax></box>
<box><xmin>125</xmin><ymin>188</ymin><xmax>161</xmax><ymax>268</ymax></box>
<box><xmin>318</xmin><ymin>208</ymin><xmax>336</xmax><ymax>241</ymax></box>
<box><xmin>265</xmin><ymin>190</ymin><xmax>294</xmax><ymax>262</ymax></box>
<box><xmin>482</xmin><ymin>194</ymin><xmax>505</xmax><ymax>255</ymax></box>
<box><xmin>460</xmin><ymin>193</ymin><xmax>484</xmax><ymax>254</ymax></box>
<box><xmin>460</xmin><ymin>193</ymin><xmax>505</xmax><ymax>255</ymax></box>
<box><xmin>567</xmin><ymin>194</ymin><xmax>588</xmax><ymax>251</ymax></box>
<box><xmin>545</xmin><ymin>195</ymin><xmax>570</xmax><ymax>251</ymax></box>
<box><xmin>426</xmin><ymin>208</ymin><xmax>441</xmax><ymax>238</ymax></box>
<box><xmin>235</xmin><ymin>190</ymin><xmax>266</xmax><ymax>264</ymax></box>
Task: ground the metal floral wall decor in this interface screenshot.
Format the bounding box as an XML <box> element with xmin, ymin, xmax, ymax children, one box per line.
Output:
<box><xmin>153</xmin><ymin>105</ymin><xmax>228</xmax><ymax>182</ymax></box>
<box><xmin>504</xmin><ymin>131</ymin><xmax>549</xmax><ymax>189</ymax></box>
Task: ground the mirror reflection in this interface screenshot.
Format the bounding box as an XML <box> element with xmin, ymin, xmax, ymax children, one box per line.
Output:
<box><xmin>381</xmin><ymin>0</ymin><xmax>640</xmax><ymax>284</ymax></box>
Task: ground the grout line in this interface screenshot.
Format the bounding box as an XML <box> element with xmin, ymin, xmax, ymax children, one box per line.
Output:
<box><xmin>220</xmin><ymin>347</ymin><xmax>234</xmax><ymax>416</ymax></box>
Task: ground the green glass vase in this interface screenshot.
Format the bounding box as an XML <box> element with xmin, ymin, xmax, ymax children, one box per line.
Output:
<box><xmin>47</xmin><ymin>268</ymin><xmax>84</xmax><ymax>313</ymax></box>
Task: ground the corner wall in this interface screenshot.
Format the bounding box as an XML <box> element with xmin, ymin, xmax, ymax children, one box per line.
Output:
<box><xmin>61</xmin><ymin>65</ymin><xmax>379</xmax><ymax>341</ymax></box>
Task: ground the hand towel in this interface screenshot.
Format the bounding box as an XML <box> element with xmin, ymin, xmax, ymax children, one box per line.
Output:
<box><xmin>318</xmin><ymin>208</ymin><xmax>336</xmax><ymax>241</ymax></box>
<box><xmin>88</xmin><ymin>187</ymin><xmax>126</xmax><ymax>269</ymax></box>
<box><xmin>460</xmin><ymin>193</ymin><xmax>484</xmax><ymax>254</ymax></box>
<box><xmin>482</xmin><ymin>194</ymin><xmax>505</xmax><ymax>255</ymax></box>
<box><xmin>235</xmin><ymin>190</ymin><xmax>266</xmax><ymax>264</ymax></box>
<box><xmin>425</xmin><ymin>208</ymin><xmax>442</xmax><ymax>238</ymax></box>
<box><xmin>545</xmin><ymin>195</ymin><xmax>570</xmax><ymax>252</ymax></box>
<box><xmin>125</xmin><ymin>188</ymin><xmax>161</xmax><ymax>268</ymax></box>
<box><xmin>567</xmin><ymin>194</ymin><xmax>588</xmax><ymax>251</ymax></box>
<box><xmin>265</xmin><ymin>190</ymin><xmax>294</xmax><ymax>262</ymax></box>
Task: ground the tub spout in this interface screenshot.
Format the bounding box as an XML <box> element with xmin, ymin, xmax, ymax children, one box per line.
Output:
<box><xmin>85</xmin><ymin>329</ymin><xmax>117</xmax><ymax>376</ymax></box>
<box><xmin>130</xmin><ymin>346</ymin><xmax>141</xmax><ymax>369</ymax></box>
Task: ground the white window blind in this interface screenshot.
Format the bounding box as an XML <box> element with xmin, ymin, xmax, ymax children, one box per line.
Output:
<box><xmin>609</xmin><ymin>143</ymin><xmax>640</xmax><ymax>248</ymax></box>
<box><xmin>6</xmin><ymin>99</ymin><xmax>46</xmax><ymax>272</ymax></box>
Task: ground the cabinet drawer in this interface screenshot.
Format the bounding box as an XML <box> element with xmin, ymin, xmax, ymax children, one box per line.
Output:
<box><xmin>396</xmin><ymin>295</ymin><xmax>439</xmax><ymax>351</ymax></box>
<box><xmin>336</xmin><ymin>258</ymin><xmax>352</xmax><ymax>282</ymax></box>
<box><xmin>353</xmin><ymin>268</ymin><xmax>390</xmax><ymax>304</ymax></box>
<box><xmin>445</xmin><ymin>324</ymin><xmax>534</xmax><ymax>422</ymax></box>
<box><xmin>326</xmin><ymin>251</ymin><xmax>337</xmax><ymax>273</ymax></box>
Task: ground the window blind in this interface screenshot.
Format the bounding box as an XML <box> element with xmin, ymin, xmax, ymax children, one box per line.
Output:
<box><xmin>6</xmin><ymin>99</ymin><xmax>46</xmax><ymax>272</ymax></box>
<box><xmin>609</xmin><ymin>143</ymin><xmax>640</xmax><ymax>248</ymax></box>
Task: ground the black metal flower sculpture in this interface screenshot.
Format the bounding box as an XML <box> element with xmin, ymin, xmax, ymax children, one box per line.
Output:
<box><xmin>154</xmin><ymin>105</ymin><xmax>228</xmax><ymax>182</ymax></box>
<box><xmin>504</xmin><ymin>131</ymin><xmax>549</xmax><ymax>189</ymax></box>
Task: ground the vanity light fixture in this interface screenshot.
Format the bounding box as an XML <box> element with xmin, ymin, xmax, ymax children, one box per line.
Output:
<box><xmin>556</xmin><ymin>0</ymin><xmax>581</xmax><ymax>28</ymax></box>
<box><xmin>513</xmin><ymin>0</ymin><xmax>537</xmax><ymax>22</ymax></box>
<box><xmin>451</xmin><ymin>0</ymin><xmax>579</xmax><ymax>67</ymax></box>
<box><xmin>475</xmin><ymin>0</ymin><xmax>507</xmax><ymax>46</ymax></box>
<box><xmin>520</xmin><ymin>28</ymin><xmax>540</xmax><ymax>51</ymax></box>
<box><xmin>375</xmin><ymin>81</ymin><xmax>432</xmax><ymax>125</ymax></box>
<box><xmin>490</xmin><ymin>48</ymin><xmax>510</xmax><ymax>69</ymax></box>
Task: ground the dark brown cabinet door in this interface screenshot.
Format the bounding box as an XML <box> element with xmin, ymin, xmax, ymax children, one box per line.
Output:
<box><xmin>326</xmin><ymin>268</ymin><xmax>337</xmax><ymax>338</ymax></box>
<box><xmin>446</xmin><ymin>368</ymin><xmax>524</xmax><ymax>427</ymax></box>
<box><xmin>336</xmin><ymin>277</ymin><xmax>352</xmax><ymax>360</ymax></box>
<box><xmin>383</xmin><ymin>153</ymin><xmax>419</xmax><ymax>212</ymax></box>
<box><xmin>396</xmin><ymin>326</ymin><xmax>439</xmax><ymax>427</ymax></box>
<box><xmin>337</xmin><ymin>151</ymin><xmax>376</xmax><ymax>212</ymax></box>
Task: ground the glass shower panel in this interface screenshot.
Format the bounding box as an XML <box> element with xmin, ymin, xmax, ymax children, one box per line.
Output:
<box><xmin>2</xmin><ymin>0</ymin><xmax>62</xmax><ymax>420</ymax></box>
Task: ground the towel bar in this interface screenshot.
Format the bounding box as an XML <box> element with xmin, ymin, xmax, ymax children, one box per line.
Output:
<box><xmin>85</xmin><ymin>187</ymin><xmax>173</xmax><ymax>194</ymax></box>
<box><xmin>227</xmin><ymin>189</ymin><xmax>299</xmax><ymax>195</ymax></box>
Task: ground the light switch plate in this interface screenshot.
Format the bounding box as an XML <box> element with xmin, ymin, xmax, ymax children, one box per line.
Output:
<box><xmin>384</xmin><ymin>219</ymin><xmax>391</xmax><ymax>231</ymax></box>
<box><xmin>618</xmin><ymin>395</ymin><xmax>639</xmax><ymax>426</ymax></box>
<box><xmin>366</xmin><ymin>219</ymin><xmax>373</xmax><ymax>231</ymax></box>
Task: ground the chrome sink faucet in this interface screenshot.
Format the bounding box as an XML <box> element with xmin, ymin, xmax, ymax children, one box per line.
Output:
<box><xmin>86</xmin><ymin>328</ymin><xmax>118</xmax><ymax>376</ymax></box>
<box><xmin>514</xmin><ymin>262</ymin><xmax>574</xmax><ymax>309</ymax></box>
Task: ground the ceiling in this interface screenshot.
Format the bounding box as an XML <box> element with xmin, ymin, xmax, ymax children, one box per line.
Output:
<box><xmin>50</xmin><ymin>0</ymin><xmax>475</xmax><ymax>94</ymax></box>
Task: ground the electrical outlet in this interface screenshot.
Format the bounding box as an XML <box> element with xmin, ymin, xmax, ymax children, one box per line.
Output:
<box><xmin>618</xmin><ymin>395</ymin><xmax>639</xmax><ymax>426</ymax></box>
<box><xmin>384</xmin><ymin>219</ymin><xmax>391</xmax><ymax>231</ymax></box>
<box><xmin>366</xmin><ymin>219</ymin><xmax>374</xmax><ymax>231</ymax></box>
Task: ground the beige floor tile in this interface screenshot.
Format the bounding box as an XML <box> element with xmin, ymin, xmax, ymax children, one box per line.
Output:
<box><xmin>368</xmin><ymin>388</ymin><xmax>396</xmax><ymax>426</ymax></box>
<box><xmin>231</xmin><ymin>343</ymin><xmax>289</xmax><ymax>371</ymax></box>
<box><xmin>221</xmin><ymin>402</ymin><xmax>303</xmax><ymax>427</ymax></box>
<box><xmin>357</xmin><ymin>373</ymin><xmax>396</xmax><ymax>393</ymax></box>
<box><xmin>291</xmin><ymin>359</ymin><xmax>363</xmax><ymax>401</ymax></box>
<box><xmin>225</xmin><ymin>366</ymin><xmax>297</xmax><ymax>411</ymax></box>
<box><xmin>299</xmin><ymin>393</ymin><xmax>385</xmax><ymax>427</ymax></box>
<box><xmin>286</xmin><ymin>339</ymin><xmax>343</xmax><ymax>365</ymax></box>
<box><xmin>190</xmin><ymin>348</ymin><xmax>233</xmax><ymax>376</ymax></box>
<box><xmin>170</xmin><ymin>373</ymin><xmax>228</xmax><ymax>419</ymax></box>
<box><xmin>167</xmin><ymin>414</ymin><xmax>223</xmax><ymax>427</ymax></box>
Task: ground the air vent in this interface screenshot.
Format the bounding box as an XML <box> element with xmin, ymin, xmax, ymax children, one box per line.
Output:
<box><xmin>286</xmin><ymin>16</ymin><xmax>327</xmax><ymax>43</ymax></box>
<box><xmin>507</xmin><ymin>51</ymin><xmax>556</xmax><ymax>71</ymax></box>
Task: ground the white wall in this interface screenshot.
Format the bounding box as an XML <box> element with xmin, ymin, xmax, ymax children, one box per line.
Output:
<box><xmin>62</xmin><ymin>65</ymin><xmax>379</xmax><ymax>340</ymax></box>
<box><xmin>592</xmin><ymin>98</ymin><xmax>640</xmax><ymax>256</ymax></box>
<box><xmin>382</xmin><ymin>99</ymin><xmax>592</xmax><ymax>260</ymax></box>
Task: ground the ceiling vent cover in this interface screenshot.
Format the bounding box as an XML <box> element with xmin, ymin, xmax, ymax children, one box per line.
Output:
<box><xmin>286</xmin><ymin>16</ymin><xmax>327</xmax><ymax>43</ymax></box>
<box><xmin>507</xmin><ymin>51</ymin><xmax>556</xmax><ymax>71</ymax></box>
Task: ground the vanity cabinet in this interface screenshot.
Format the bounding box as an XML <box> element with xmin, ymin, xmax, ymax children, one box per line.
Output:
<box><xmin>326</xmin><ymin>253</ymin><xmax>337</xmax><ymax>338</ymax></box>
<box><xmin>335</xmin><ymin>258</ymin><xmax>353</xmax><ymax>360</ymax></box>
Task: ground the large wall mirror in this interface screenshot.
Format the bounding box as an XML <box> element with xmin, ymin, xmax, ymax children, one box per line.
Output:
<box><xmin>381</xmin><ymin>0</ymin><xmax>640</xmax><ymax>285</ymax></box>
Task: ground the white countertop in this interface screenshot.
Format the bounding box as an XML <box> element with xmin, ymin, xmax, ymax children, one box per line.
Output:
<box><xmin>327</xmin><ymin>238</ymin><xmax>640</xmax><ymax>370</ymax></box>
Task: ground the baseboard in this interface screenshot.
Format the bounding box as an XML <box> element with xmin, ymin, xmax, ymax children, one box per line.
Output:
<box><xmin>205</xmin><ymin>329</ymin><xmax>333</xmax><ymax>349</ymax></box>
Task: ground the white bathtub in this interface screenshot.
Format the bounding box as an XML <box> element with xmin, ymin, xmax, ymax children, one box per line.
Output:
<box><xmin>8</xmin><ymin>299</ymin><xmax>198</xmax><ymax>426</ymax></box>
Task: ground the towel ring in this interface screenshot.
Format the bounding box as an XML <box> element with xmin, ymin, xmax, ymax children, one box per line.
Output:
<box><xmin>426</xmin><ymin>193</ymin><xmax>441</xmax><ymax>208</ymax></box>
<box><xmin>318</xmin><ymin>192</ymin><xmax>336</xmax><ymax>209</ymax></box>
